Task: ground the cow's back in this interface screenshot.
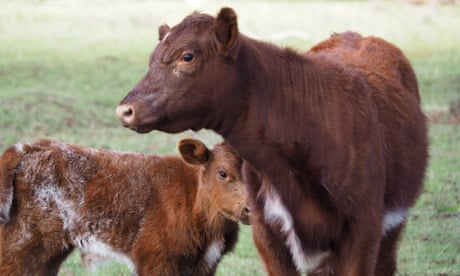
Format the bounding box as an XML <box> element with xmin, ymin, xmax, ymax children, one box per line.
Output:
<box><xmin>307</xmin><ymin>32</ymin><xmax>419</xmax><ymax>101</ymax></box>
<box><xmin>307</xmin><ymin>32</ymin><xmax>428</xmax><ymax>209</ymax></box>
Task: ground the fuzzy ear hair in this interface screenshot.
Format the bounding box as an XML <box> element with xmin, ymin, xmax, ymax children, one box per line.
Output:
<box><xmin>0</xmin><ymin>144</ymin><xmax>25</xmax><ymax>224</ymax></box>
<box><xmin>178</xmin><ymin>139</ymin><xmax>210</xmax><ymax>165</ymax></box>
<box><xmin>213</xmin><ymin>7</ymin><xmax>238</xmax><ymax>52</ymax></box>
<box><xmin>158</xmin><ymin>24</ymin><xmax>171</xmax><ymax>41</ymax></box>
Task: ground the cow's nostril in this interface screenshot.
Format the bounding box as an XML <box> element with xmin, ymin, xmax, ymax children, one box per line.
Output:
<box><xmin>124</xmin><ymin>108</ymin><xmax>133</xmax><ymax>117</ymax></box>
<box><xmin>244</xmin><ymin>207</ymin><xmax>250</xmax><ymax>214</ymax></box>
<box><xmin>116</xmin><ymin>104</ymin><xmax>135</xmax><ymax>124</ymax></box>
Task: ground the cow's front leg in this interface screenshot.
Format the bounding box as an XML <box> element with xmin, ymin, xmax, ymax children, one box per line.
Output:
<box><xmin>243</xmin><ymin>162</ymin><xmax>300</xmax><ymax>276</ymax></box>
<box><xmin>252</xmin><ymin>216</ymin><xmax>300</xmax><ymax>276</ymax></box>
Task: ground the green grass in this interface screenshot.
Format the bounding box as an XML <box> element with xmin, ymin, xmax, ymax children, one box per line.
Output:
<box><xmin>1</xmin><ymin>0</ymin><xmax>459</xmax><ymax>275</ymax></box>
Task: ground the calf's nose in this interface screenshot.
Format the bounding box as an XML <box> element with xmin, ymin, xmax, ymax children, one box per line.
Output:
<box><xmin>116</xmin><ymin>104</ymin><xmax>135</xmax><ymax>125</ymax></box>
<box><xmin>240</xmin><ymin>206</ymin><xmax>251</xmax><ymax>225</ymax></box>
<box><xmin>244</xmin><ymin>206</ymin><xmax>250</xmax><ymax>215</ymax></box>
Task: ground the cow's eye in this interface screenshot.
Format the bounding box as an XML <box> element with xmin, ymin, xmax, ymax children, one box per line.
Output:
<box><xmin>218</xmin><ymin>170</ymin><xmax>228</xmax><ymax>180</ymax></box>
<box><xmin>182</xmin><ymin>53</ymin><xmax>194</xmax><ymax>62</ymax></box>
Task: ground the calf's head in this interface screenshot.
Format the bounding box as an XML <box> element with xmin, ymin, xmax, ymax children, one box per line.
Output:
<box><xmin>116</xmin><ymin>8</ymin><xmax>243</xmax><ymax>134</ymax></box>
<box><xmin>178</xmin><ymin>138</ymin><xmax>250</xmax><ymax>225</ymax></box>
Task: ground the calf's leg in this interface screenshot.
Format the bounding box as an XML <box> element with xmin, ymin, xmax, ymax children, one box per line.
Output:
<box><xmin>0</xmin><ymin>240</ymin><xmax>73</xmax><ymax>276</ymax></box>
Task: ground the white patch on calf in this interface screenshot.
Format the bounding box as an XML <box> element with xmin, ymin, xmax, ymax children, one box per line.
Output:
<box><xmin>383</xmin><ymin>208</ymin><xmax>409</xmax><ymax>235</ymax></box>
<box><xmin>34</xmin><ymin>182</ymin><xmax>80</xmax><ymax>230</ymax></box>
<box><xmin>76</xmin><ymin>235</ymin><xmax>135</xmax><ymax>271</ymax></box>
<box><xmin>203</xmin><ymin>240</ymin><xmax>224</xmax><ymax>270</ymax></box>
<box><xmin>32</xmin><ymin>166</ymin><xmax>134</xmax><ymax>272</ymax></box>
<box><xmin>14</xmin><ymin>142</ymin><xmax>25</xmax><ymax>153</ymax></box>
<box><xmin>88</xmin><ymin>147</ymin><xmax>100</xmax><ymax>155</ymax></box>
<box><xmin>263</xmin><ymin>189</ymin><xmax>329</xmax><ymax>273</ymax></box>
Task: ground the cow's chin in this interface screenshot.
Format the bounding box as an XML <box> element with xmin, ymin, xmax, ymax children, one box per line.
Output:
<box><xmin>120</xmin><ymin>119</ymin><xmax>158</xmax><ymax>134</ymax></box>
<box><xmin>120</xmin><ymin>111</ymin><xmax>205</xmax><ymax>134</ymax></box>
<box><xmin>119</xmin><ymin>112</ymin><xmax>166</xmax><ymax>134</ymax></box>
<box><xmin>130</xmin><ymin>125</ymin><xmax>156</xmax><ymax>134</ymax></box>
<box><xmin>128</xmin><ymin>121</ymin><xmax>194</xmax><ymax>135</ymax></box>
<box><xmin>155</xmin><ymin>115</ymin><xmax>206</xmax><ymax>134</ymax></box>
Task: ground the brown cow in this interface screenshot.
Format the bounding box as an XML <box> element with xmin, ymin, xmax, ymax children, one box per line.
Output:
<box><xmin>116</xmin><ymin>8</ymin><xmax>428</xmax><ymax>276</ymax></box>
<box><xmin>0</xmin><ymin>138</ymin><xmax>250</xmax><ymax>276</ymax></box>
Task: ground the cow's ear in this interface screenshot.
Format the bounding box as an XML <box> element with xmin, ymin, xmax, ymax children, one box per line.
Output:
<box><xmin>178</xmin><ymin>139</ymin><xmax>210</xmax><ymax>165</ymax></box>
<box><xmin>213</xmin><ymin>7</ymin><xmax>238</xmax><ymax>52</ymax></box>
<box><xmin>158</xmin><ymin>24</ymin><xmax>171</xmax><ymax>41</ymax></box>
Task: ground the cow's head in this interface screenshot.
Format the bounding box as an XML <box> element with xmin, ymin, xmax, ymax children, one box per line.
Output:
<box><xmin>116</xmin><ymin>7</ymin><xmax>243</xmax><ymax>134</ymax></box>
<box><xmin>178</xmin><ymin>138</ymin><xmax>250</xmax><ymax>225</ymax></box>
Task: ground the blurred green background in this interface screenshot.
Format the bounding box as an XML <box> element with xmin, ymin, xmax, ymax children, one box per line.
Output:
<box><xmin>1</xmin><ymin>0</ymin><xmax>459</xmax><ymax>275</ymax></box>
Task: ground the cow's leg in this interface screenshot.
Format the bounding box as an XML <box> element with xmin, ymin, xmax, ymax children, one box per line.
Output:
<box><xmin>375</xmin><ymin>223</ymin><xmax>406</xmax><ymax>276</ymax></box>
<box><xmin>252</xmin><ymin>217</ymin><xmax>300</xmax><ymax>276</ymax></box>
<box><xmin>243</xmin><ymin>163</ymin><xmax>299</xmax><ymax>276</ymax></box>
<box><xmin>331</xmin><ymin>214</ymin><xmax>383</xmax><ymax>276</ymax></box>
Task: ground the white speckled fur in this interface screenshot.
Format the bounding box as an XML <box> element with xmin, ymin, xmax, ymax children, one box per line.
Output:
<box><xmin>77</xmin><ymin>236</ymin><xmax>134</xmax><ymax>271</ymax></box>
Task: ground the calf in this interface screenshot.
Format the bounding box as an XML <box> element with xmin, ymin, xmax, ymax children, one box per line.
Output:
<box><xmin>0</xmin><ymin>138</ymin><xmax>249</xmax><ymax>276</ymax></box>
<box><xmin>116</xmin><ymin>8</ymin><xmax>428</xmax><ymax>276</ymax></box>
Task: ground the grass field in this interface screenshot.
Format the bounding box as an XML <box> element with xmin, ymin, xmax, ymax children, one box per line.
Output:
<box><xmin>1</xmin><ymin>0</ymin><xmax>459</xmax><ymax>275</ymax></box>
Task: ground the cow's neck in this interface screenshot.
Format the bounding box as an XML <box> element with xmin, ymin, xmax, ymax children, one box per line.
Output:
<box><xmin>222</xmin><ymin>37</ymin><xmax>327</xmax><ymax>176</ymax></box>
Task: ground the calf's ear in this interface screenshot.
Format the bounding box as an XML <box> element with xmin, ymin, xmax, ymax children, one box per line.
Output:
<box><xmin>178</xmin><ymin>139</ymin><xmax>210</xmax><ymax>165</ymax></box>
<box><xmin>213</xmin><ymin>7</ymin><xmax>238</xmax><ymax>52</ymax></box>
<box><xmin>158</xmin><ymin>24</ymin><xmax>171</xmax><ymax>41</ymax></box>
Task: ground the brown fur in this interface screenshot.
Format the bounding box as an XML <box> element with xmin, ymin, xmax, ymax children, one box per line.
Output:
<box><xmin>0</xmin><ymin>138</ymin><xmax>249</xmax><ymax>276</ymax></box>
<box><xmin>116</xmin><ymin>8</ymin><xmax>428</xmax><ymax>276</ymax></box>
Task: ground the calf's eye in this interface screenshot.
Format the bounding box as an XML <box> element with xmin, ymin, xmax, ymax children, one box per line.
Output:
<box><xmin>218</xmin><ymin>171</ymin><xmax>228</xmax><ymax>180</ymax></box>
<box><xmin>182</xmin><ymin>53</ymin><xmax>194</xmax><ymax>62</ymax></box>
